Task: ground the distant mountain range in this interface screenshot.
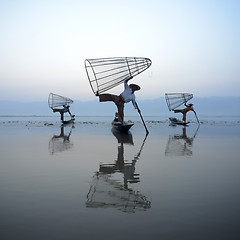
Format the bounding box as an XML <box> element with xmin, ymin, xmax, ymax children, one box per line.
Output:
<box><xmin>1</xmin><ymin>96</ymin><xmax>240</xmax><ymax>116</ymax></box>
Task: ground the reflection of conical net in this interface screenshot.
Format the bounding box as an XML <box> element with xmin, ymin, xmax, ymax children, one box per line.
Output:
<box><xmin>85</xmin><ymin>57</ymin><xmax>152</xmax><ymax>94</ymax></box>
<box><xmin>48</xmin><ymin>126</ymin><xmax>73</xmax><ymax>154</ymax></box>
<box><xmin>165</xmin><ymin>93</ymin><xmax>193</xmax><ymax>111</ymax></box>
<box><xmin>48</xmin><ymin>136</ymin><xmax>73</xmax><ymax>154</ymax></box>
<box><xmin>48</xmin><ymin>93</ymin><xmax>73</xmax><ymax>108</ymax></box>
<box><xmin>165</xmin><ymin>136</ymin><xmax>192</xmax><ymax>156</ymax></box>
<box><xmin>86</xmin><ymin>173</ymin><xmax>151</xmax><ymax>213</ymax></box>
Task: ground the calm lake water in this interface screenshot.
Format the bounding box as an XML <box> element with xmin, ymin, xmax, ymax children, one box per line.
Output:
<box><xmin>0</xmin><ymin>116</ymin><xmax>240</xmax><ymax>240</ymax></box>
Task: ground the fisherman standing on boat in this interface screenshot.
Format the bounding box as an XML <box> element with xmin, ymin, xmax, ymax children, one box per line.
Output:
<box><xmin>96</xmin><ymin>78</ymin><xmax>141</xmax><ymax>124</ymax></box>
<box><xmin>52</xmin><ymin>105</ymin><xmax>75</xmax><ymax>122</ymax></box>
<box><xmin>174</xmin><ymin>103</ymin><xmax>196</xmax><ymax>123</ymax></box>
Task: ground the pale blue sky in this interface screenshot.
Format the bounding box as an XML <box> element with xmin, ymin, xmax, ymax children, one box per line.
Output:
<box><xmin>0</xmin><ymin>0</ymin><xmax>239</xmax><ymax>101</ymax></box>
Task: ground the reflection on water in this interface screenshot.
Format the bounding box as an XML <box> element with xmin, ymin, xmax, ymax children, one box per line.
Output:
<box><xmin>165</xmin><ymin>125</ymin><xmax>200</xmax><ymax>156</ymax></box>
<box><xmin>86</xmin><ymin>130</ymin><xmax>151</xmax><ymax>213</ymax></box>
<box><xmin>1</xmin><ymin>117</ymin><xmax>240</xmax><ymax>239</ymax></box>
<box><xmin>48</xmin><ymin>124</ymin><xmax>74</xmax><ymax>154</ymax></box>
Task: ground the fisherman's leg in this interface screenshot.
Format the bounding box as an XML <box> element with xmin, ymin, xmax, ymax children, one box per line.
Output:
<box><xmin>174</xmin><ymin>109</ymin><xmax>182</xmax><ymax>113</ymax></box>
<box><xmin>67</xmin><ymin>110</ymin><xmax>74</xmax><ymax>118</ymax></box>
<box><xmin>117</xmin><ymin>103</ymin><xmax>124</xmax><ymax>124</ymax></box>
<box><xmin>182</xmin><ymin>112</ymin><xmax>186</xmax><ymax>122</ymax></box>
<box><xmin>52</xmin><ymin>108</ymin><xmax>61</xmax><ymax>113</ymax></box>
<box><xmin>99</xmin><ymin>94</ymin><xmax>118</xmax><ymax>102</ymax></box>
<box><xmin>99</xmin><ymin>94</ymin><xmax>124</xmax><ymax>122</ymax></box>
<box><xmin>66</xmin><ymin>110</ymin><xmax>70</xmax><ymax>117</ymax></box>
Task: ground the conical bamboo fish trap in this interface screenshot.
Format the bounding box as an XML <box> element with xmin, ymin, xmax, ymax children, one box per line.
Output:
<box><xmin>85</xmin><ymin>57</ymin><xmax>152</xmax><ymax>94</ymax></box>
<box><xmin>165</xmin><ymin>93</ymin><xmax>193</xmax><ymax>111</ymax></box>
<box><xmin>48</xmin><ymin>93</ymin><xmax>73</xmax><ymax>108</ymax></box>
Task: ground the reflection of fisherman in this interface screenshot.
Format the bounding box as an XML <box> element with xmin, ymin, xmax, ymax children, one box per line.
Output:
<box><xmin>86</xmin><ymin>132</ymin><xmax>150</xmax><ymax>212</ymax></box>
<box><xmin>174</xmin><ymin>127</ymin><xmax>194</xmax><ymax>146</ymax></box>
<box><xmin>99</xmin><ymin>142</ymin><xmax>139</xmax><ymax>189</ymax></box>
<box><xmin>53</xmin><ymin>126</ymin><xmax>71</xmax><ymax>142</ymax></box>
<box><xmin>174</xmin><ymin>103</ymin><xmax>196</xmax><ymax>123</ymax></box>
<box><xmin>100</xmin><ymin>130</ymin><xmax>148</xmax><ymax>189</ymax></box>
<box><xmin>96</xmin><ymin>79</ymin><xmax>141</xmax><ymax>124</ymax></box>
<box><xmin>52</xmin><ymin>105</ymin><xmax>75</xmax><ymax>122</ymax></box>
<box><xmin>49</xmin><ymin>125</ymin><xmax>74</xmax><ymax>155</ymax></box>
<box><xmin>118</xmin><ymin>143</ymin><xmax>139</xmax><ymax>189</ymax></box>
<box><xmin>165</xmin><ymin>124</ymin><xmax>200</xmax><ymax>157</ymax></box>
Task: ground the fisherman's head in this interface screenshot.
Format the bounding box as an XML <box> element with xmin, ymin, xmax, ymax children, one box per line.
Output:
<box><xmin>129</xmin><ymin>84</ymin><xmax>141</xmax><ymax>93</ymax></box>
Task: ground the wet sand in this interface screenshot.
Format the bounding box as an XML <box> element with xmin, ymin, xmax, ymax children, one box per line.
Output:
<box><xmin>0</xmin><ymin>116</ymin><xmax>240</xmax><ymax>239</ymax></box>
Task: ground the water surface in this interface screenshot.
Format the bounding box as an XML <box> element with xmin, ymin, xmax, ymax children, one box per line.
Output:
<box><xmin>0</xmin><ymin>116</ymin><xmax>240</xmax><ymax>239</ymax></box>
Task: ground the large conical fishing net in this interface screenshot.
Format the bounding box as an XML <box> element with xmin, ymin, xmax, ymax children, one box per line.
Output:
<box><xmin>165</xmin><ymin>93</ymin><xmax>193</xmax><ymax>111</ymax></box>
<box><xmin>85</xmin><ymin>57</ymin><xmax>152</xmax><ymax>95</ymax></box>
<box><xmin>48</xmin><ymin>93</ymin><xmax>73</xmax><ymax>109</ymax></box>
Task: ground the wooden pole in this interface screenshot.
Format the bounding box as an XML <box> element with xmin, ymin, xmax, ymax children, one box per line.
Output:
<box><xmin>194</xmin><ymin>112</ymin><xmax>200</xmax><ymax>124</ymax></box>
<box><xmin>135</xmin><ymin>102</ymin><xmax>149</xmax><ymax>135</ymax></box>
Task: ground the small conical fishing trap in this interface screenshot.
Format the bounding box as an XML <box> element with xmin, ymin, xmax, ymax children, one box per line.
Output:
<box><xmin>85</xmin><ymin>57</ymin><xmax>152</xmax><ymax>95</ymax></box>
<box><xmin>165</xmin><ymin>93</ymin><xmax>193</xmax><ymax>111</ymax></box>
<box><xmin>48</xmin><ymin>93</ymin><xmax>73</xmax><ymax>109</ymax></box>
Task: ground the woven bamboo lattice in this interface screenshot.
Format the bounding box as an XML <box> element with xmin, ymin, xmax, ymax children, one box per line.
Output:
<box><xmin>85</xmin><ymin>57</ymin><xmax>152</xmax><ymax>94</ymax></box>
<box><xmin>165</xmin><ymin>93</ymin><xmax>193</xmax><ymax>111</ymax></box>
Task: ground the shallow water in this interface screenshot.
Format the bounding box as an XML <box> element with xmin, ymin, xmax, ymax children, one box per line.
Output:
<box><xmin>0</xmin><ymin>116</ymin><xmax>240</xmax><ymax>239</ymax></box>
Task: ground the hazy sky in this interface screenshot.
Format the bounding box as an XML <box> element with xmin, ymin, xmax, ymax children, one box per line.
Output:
<box><xmin>0</xmin><ymin>0</ymin><xmax>239</xmax><ymax>101</ymax></box>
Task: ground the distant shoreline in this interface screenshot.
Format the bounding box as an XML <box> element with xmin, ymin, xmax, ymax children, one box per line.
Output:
<box><xmin>1</xmin><ymin>96</ymin><xmax>240</xmax><ymax>116</ymax></box>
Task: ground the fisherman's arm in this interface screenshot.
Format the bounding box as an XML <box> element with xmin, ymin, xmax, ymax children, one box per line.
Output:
<box><xmin>132</xmin><ymin>99</ymin><xmax>138</xmax><ymax>110</ymax></box>
<box><xmin>124</xmin><ymin>76</ymin><xmax>133</xmax><ymax>86</ymax></box>
<box><xmin>124</xmin><ymin>80</ymin><xmax>128</xmax><ymax>89</ymax></box>
<box><xmin>132</xmin><ymin>99</ymin><xmax>141</xmax><ymax>113</ymax></box>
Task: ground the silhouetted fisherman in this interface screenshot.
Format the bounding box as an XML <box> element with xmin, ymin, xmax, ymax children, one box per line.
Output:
<box><xmin>52</xmin><ymin>105</ymin><xmax>75</xmax><ymax>122</ymax></box>
<box><xmin>174</xmin><ymin>103</ymin><xmax>197</xmax><ymax>123</ymax></box>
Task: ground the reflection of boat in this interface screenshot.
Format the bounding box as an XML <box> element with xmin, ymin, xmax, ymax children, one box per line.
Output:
<box><xmin>111</xmin><ymin>128</ymin><xmax>134</xmax><ymax>145</ymax></box>
<box><xmin>48</xmin><ymin>125</ymin><xmax>74</xmax><ymax>154</ymax></box>
<box><xmin>86</xmin><ymin>133</ymin><xmax>150</xmax><ymax>213</ymax></box>
<box><xmin>165</xmin><ymin>125</ymin><xmax>199</xmax><ymax>156</ymax></box>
